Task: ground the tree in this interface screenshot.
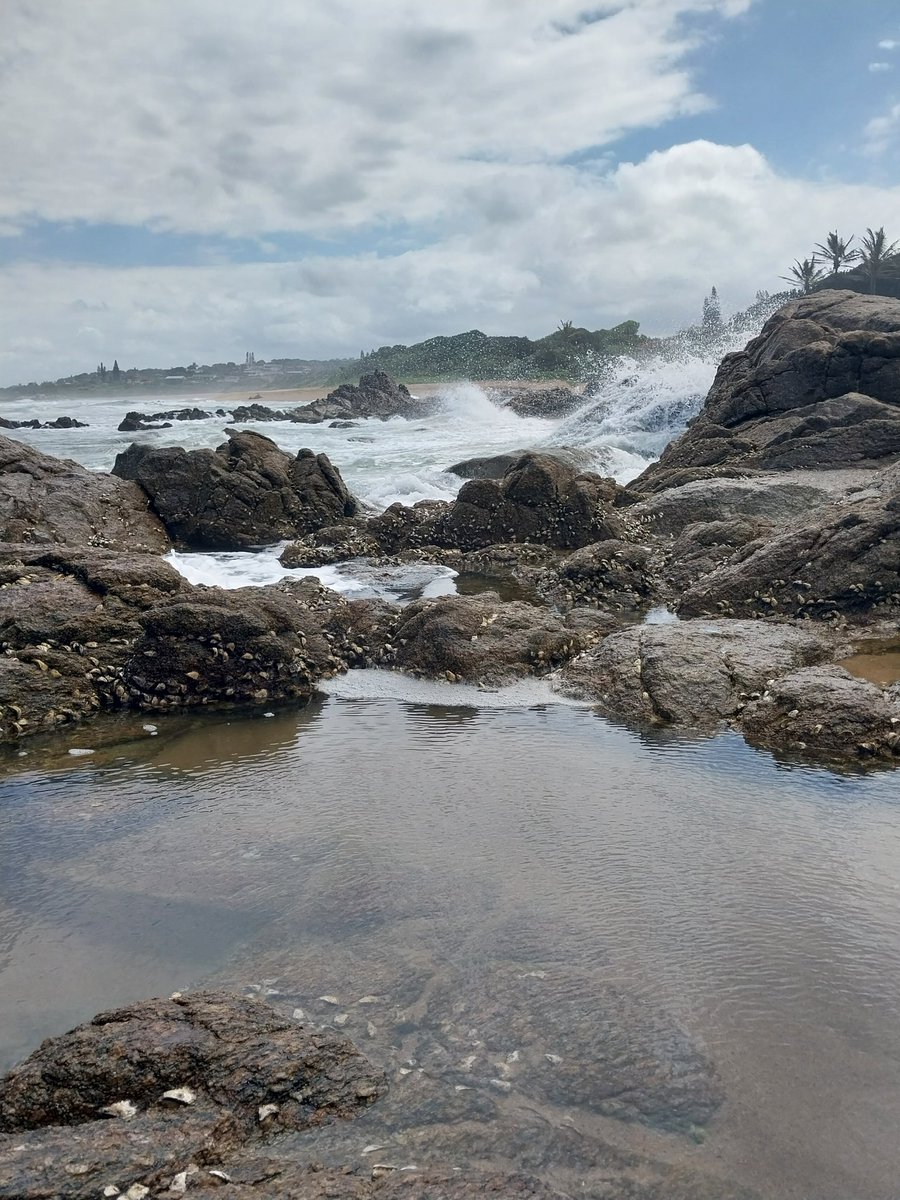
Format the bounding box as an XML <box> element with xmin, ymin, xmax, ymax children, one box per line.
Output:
<box><xmin>813</xmin><ymin>231</ymin><xmax>858</xmax><ymax>275</ymax></box>
<box><xmin>780</xmin><ymin>257</ymin><xmax>827</xmax><ymax>294</ymax></box>
<box><xmin>858</xmin><ymin>226</ymin><xmax>899</xmax><ymax>294</ymax></box>
<box><xmin>702</xmin><ymin>286</ymin><xmax>722</xmax><ymax>331</ymax></box>
<box><xmin>111</xmin><ymin>359</ymin><xmax>120</xmax><ymax>381</ymax></box>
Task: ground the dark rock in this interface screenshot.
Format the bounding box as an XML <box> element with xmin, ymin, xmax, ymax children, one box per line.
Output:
<box><xmin>431</xmin><ymin>453</ymin><xmax>629</xmax><ymax>551</ymax></box>
<box><xmin>740</xmin><ymin>665</ymin><xmax>900</xmax><ymax>763</ymax></box>
<box><xmin>383</xmin><ymin>592</ymin><xmax>610</xmax><ymax>684</ymax></box>
<box><xmin>328</xmin><ymin>420</ymin><xmax>358</xmax><ymax>429</ymax></box>
<box><xmin>0</xmin><ymin>434</ymin><xmax>169</xmax><ymax>551</ymax></box>
<box><xmin>0</xmin><ymin>414</ymin><xmax>88</xmax><ymax>430</ymax></box>
<box><xmin>0</xmin><ymin>550</ymin><xmax>388</xmax><ymax>743</ymax></box>
<box><xmin>679</xmin><ymin>461</ymin><xmax>900</xmax><ymax>620</ymax></box>
<box><xmin>112</xmin><ymin>431</ymin><xmax>359</xmax><ymax>549</ymax></box>
<box><xmin>554</xmin><ymin>618</ymin><xmax>835</xmax><ymax>728</ymax></box>
<box><xmin>539</xmin><ymin>540</ymin><xmax>663</xmax><ymax>612</ymax></box>
<box><xmin>446</xmin><ymin>446</ymin><xmax>602</xmax><ymax>480</ymax></box>
<box><xmin>118</xmin><ymin>407</ymin><xmax>212</xmax><ymax>431</ymax></box>
<box><xmin>633</xmin><ymin>290</ymin><xmax>900</xmax><ymax>495</ymax></box>
<box><xmin>0</xmin><ymin>991</ymin><xmax>383</xmax><ymax>1200</ymax></box>
<box><xmin>495</xmin><ymin>385</ymin><xmax>584</xmax><ymax>418</ymax></box>
<box><xmin>275</xmin><ymin>372</ymin><xmax>431</xmax><ymax>425</ymax></box>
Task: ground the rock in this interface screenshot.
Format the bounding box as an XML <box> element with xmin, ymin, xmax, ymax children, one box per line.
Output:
<box><xmin>446</xmin><ymin>446</ymin><xmax>602</xmax><ymax>480</ymax></box>
<box><xmin>633</xmin><ymin>290</ymin><xmax>900</xmax><ymax>494</ymax></box>
<box><xmin>431</xmin><ymin>453</ymin><xmax>629</xmax><ymax>551</ymax></box>
<box><xmin>538</xmin><ymin>540</ymin><xmax>663</xmax><ymax>612</ymax></box>
<box><xmin>554</xmin><ymin>618</ymin><xmax>835</xmax><ymax>728</ymax></box>
<box><xmin>0</xmin><ymin>550</ymin><xmax>388</xmax><ymax>743</ymax></box>
<box><xmin>495</xmin><ymin>385</ymin><xmax>584</xmax><ymax>418</ymax></box>
<box><xmin>740</xmin><ymin>665</ymin><xmax>900</xmax><ymax>763</ymax></box>
<box><xmin>383</xmin><ymin>592</ymin><xmax>610</xmax><ymax>684</ymax></box>
<box><xmin>112</xmin><ymin>431</ymin><xmax>359</xmax><ymax>549</ymax></box>
<box><xmin>277</xmin><ymin>372</ymin><xmax>431</xmax><ymax>425</ymax></box>
<box><xmin>118</xmin><ymin>408</ymin><xmax>211</xmax><ymax>431</ymax></box>
<box><xmin>0</xmin><ymin>434</ymin><xmax>169</xmax><ymax>551</ymax></box>
<box><xmin>0</xmin><ymin>991</ymin><xmax>384</xmax><ymax>1200</ymax></box>
<box><xmin>0</xmin><ymin>415</ymin><xmax>88</xmax><ymax>430</ymax></box>
<box><xmin>679</xmin><ymin>460</ymin><xmax>900</xmax><ymax>620</ymax></box>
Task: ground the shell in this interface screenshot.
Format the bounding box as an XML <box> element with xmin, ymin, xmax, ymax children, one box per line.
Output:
<box><xmin>258</xmin><ymin>1103</ymin><xmax>279</xmax><ymax>1121</ymax></box>
<box><xmin>98</xmin><ymin>1099</ymin><xmax>137</xmax><ymax>1120</ymax></box>
<box><xmin>160</xmin><ymin>1086</ymin><xmax>196</xmax><ymax>1105</ymax></box>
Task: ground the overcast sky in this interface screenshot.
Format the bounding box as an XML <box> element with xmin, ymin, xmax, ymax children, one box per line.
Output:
<box><xmin>2</xmin><ymin>0</ymin><xmax>900</xmax><ymax>384</ymax></box>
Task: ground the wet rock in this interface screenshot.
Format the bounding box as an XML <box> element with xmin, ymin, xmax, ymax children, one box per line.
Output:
<box><xmin>496</xmin><ymin>385</ymin><xmax>584</xmax><ymax>419</ymax></box>
<box><xmin>286</xmin><ymin>372</ymin><xmax>432</xmax><ymax>425</ymax></box>
<box><xmin>740</xmin><ymin>665</ymin><xmax>900</xmax><ymax>763</ymax></box>
<box><xmin>431</xmin><ymin>453</ymin><xmax>629</xmax><ymax>551</ymax></box>
<box><xmin>679</xmin><ymin>460</ymin><xmax>900</xmax><ymax>620</ymax></box>
<box><xmin>383</xmin><ymin>592</ymin><xmax>610</xmax><ymax>684</ymax></box>
<box><xmin>633</xmin><ymin>290</ymin><xmax>900</xmax><ymax>495</ymax></box>
<box><xmin>0</xmin><ymin>434</ymin><xmax>170</xmax><ymax>552</ymax></box>
<box><xmin>0</xmin><ymin>414</ymin><xmax>88</xmax><ymax>430</ymax></box>
<box><xmin>538</xmin><ymin>540</ymin><xmax>663</xmax><ymax>612</ymax></box>
<box><xmin>0</xmin><ymin>551</ymin><xmax>386</xmax><ymax>743</ymax></box>
<box><xmin>118</xmin><ymin>407</ymin><xmax>212</xmax><ymax>431</ymax></box>
<box><xmin>0</xmin><ymin>991</ymin><xmax>384</xmax><ymax>1200</ymax></box>
<box><xmin>554</xmin><ymin>619</ymin><xmax>835</xmax><ymax>728</ymax></box>
<box><xmin>112</xmin><ymin>431</ymin><xmax>359</xmax><ymax>549</ymax></box>
<box><xmin>446</xmin><ymin>447</ymin><xmax>601</xmax><ymax>481</ymax></box>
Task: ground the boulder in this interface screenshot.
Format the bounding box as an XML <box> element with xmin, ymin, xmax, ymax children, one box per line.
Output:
<box><xmin>495</xmin><ymin>385</ymin><xmax>584</xmax><ymax>418</ymax></box>
<box><xmin>740</xmin><ymin>665</ymin><xmax>900</xmax><ymax>763</ymax></box>
<box><xmin>0</xmin><ymin>434</ymin><xmax>169</xmax><ymax>552</ymax></box>
<box><xmin>554</xmin><ymin>618</ymin><xmax>835</xmax><ymax>728</ymax></box>
<box><xmin>538</xmin><ymin>540</ymin><xmax>664</xmax><ymax>612</ymax></box>
<box><xmin>118</xmin><ymin>407</ymin><xmax>211</xmax><ymax>431</ymax></box>
<box><xmin>112</xmin><ymin>431</ymin><xmax>358</xmax><ymax>549</ymax></box>
<box><xmin>0</xmin><ymin>991</ymin><xmax>383</xmax><ymax>1200</ymax></box>
<box><xmin>383</xmin><ymin>592</ymin><xmax>610</xmax><ymax>684</ymax></box>
<box><xmin>0</xmin><ymin>548</ymin><xmax>389</xmax><ymax>744</ymax></box>
<box><xmin>679</xmin><ymin>461</ymin><xmax>900</xmax><ymax>620</ymax></box>
<box><xmin>0</xmin><ymin>415</ymin><xmax>88</xmax><ymax>430</ymax></box>
<box><xmin>284</xmin><ymin>372</ymin><xmax>431</xmax><ymax>425</ymax></box>
<box><xmin>431</xmin><ymin>452</ymin><xmax>628</xmax><ymax>551</ymax></box>
<box><xmin>446</xmin><ymin>446</ymin><xmax>604</xmax><ymax>480</ymax></box>
<box><xmin>632</xmin><ymin>290</ymin><xmax>900</xmax><ymax>494</ymax></box>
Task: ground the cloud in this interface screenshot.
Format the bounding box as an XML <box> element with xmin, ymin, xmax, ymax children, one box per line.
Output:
<box><xmin>0</xmin><ymin>0</ymin><xmax>751</xmax><ymax>239</ymax></box>
<box><xmin>878</xmin><ymin>38</ymin><xmax>899</xmax><ymax>50</ymax></box>
<box><xmin>868</xmin><ymin>61</ymin><xmax>892</xmax><ymax>72</ymax></box>
<box><xmin>3</xmin><ymin>140</ymin><xmax>900</xmax><ymax>386</ymax></box>
<box><xmin>863</xmin><ymin>102</ymin><xmax>900</xmax><ymax>155</ymax></box>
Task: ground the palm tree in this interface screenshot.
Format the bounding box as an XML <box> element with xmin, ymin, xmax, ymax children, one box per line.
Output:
<box><xmin>813</xmin><ymin>231</ymin><xmax>859</xmax><ymax>276</ymax></box>
<box><xmin>858</xmin><ymin>227</ymin><xmax>900</xmax><ymax>294</ymax></box>
<box><xmin>780</xmin><ymin>256</ymin><xmax>827</xmax><ymax>294</ymax></box>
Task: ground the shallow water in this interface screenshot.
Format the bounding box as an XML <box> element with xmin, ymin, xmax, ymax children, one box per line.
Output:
<box><xmin>1</xmin><ymin>684</ymin><xmax>899</xmax><ymax>1198</ymax></box>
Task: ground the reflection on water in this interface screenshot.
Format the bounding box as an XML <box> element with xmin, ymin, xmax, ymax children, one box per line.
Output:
<box><xmin>1</xmin><ymin>688</ymin><xmax>900</xmax><ymax>1198</ymax></box>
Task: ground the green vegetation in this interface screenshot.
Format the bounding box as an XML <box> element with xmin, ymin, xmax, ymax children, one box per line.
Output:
<box><xmin>784</xmin><ymin>226</ymin><xmax>900</xmax><ymax>299</ymax></box>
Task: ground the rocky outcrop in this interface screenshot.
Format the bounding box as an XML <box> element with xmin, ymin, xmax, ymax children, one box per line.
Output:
<box><xmin>554</xmin><ymin>619</ymin><xmax>836</xmax><ymax>728</ymax></box>
<box><xmin>538</xmin><ymin>540</ymin><xmax>664</xmax><ymax>612</ymax></box>
<box><xmin>740</xmin><ymin>665</ymin><xmax>900</xmax><ymax>763</ymax></box>
<box><xmin>383</xmin><ymin>592</ymin><xmax>610</xmax><ymax>684</ymax></box>
<box><xmin>679</xmin><ymin>461</ymin><xmax>900</xmax><ymax>620</ymax></box>
<box><xmin>495</xmin><ymin>385</ymin><xmax>583</xmax><ymax>418</ymax></box>
<box><xmin>430</xmin><ymin>453</ymin><xmax>628</xmax><ymax>551</ymax></box>
<box><xmin>0</xmin><ymin>434</ymin><xmax>169</xmax><ymax>552</ymax></box>
<box><xmin>285</xmin><ymin>372</ymin><xmax>431</xmax><ymax>425</ymax></box>
<box><xmin>0</xmin><ymin>546</ymin><xmax>391</xmax><ymax>744</ymax></box>
<box><xmin>446</xmin><ymin>446</ymin><xmax>600</xmax><ymax>480</ymax></box>
<box><xmin>632</xmin><ymin>290</ymin><xmax>900</xmax><ymax>494</ymax></box>
<box><xmin>118</xmin><ymin>407</ymin><xmax>216</xmax><ymax>431</ymax></box>
<box><xmin>0</xmin><ymin>991</ymin><xmax>383</xmax><ymax>1200</ymax></box>
<box><xmin>0</xmin><ymin>415</ymin><xmax>88</xmax><ymax>429</ymax></box>
<box><xmin>112</xmin><ymin>431</ymin><xmax>359</xmax><ymax>549</ymax></box>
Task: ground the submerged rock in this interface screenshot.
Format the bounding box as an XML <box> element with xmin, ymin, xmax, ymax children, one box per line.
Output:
<box><xmin>112</xmin><ymin>431</ymin><xmax>359</xmax><ymax>549</ymax></box>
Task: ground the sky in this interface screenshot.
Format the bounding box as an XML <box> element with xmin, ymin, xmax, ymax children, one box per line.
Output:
<box><xmin>2</xmin><ymin>0</ymin><xmax>900</xmax><ymax>385</ymax></box>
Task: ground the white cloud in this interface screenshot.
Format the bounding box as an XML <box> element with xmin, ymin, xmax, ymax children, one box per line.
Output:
<box><xmin>0</xmin><ymin>0</ymin><xmax>750</xmax><ymax>238</ymax></box>
<box><xmin>3</xmin><ymin>140</ymin><xmax>900</xmax><ymax>386</ymax></box>
<box><xmin>863</xmin><ymin>102</ymin><xmax>900</xmax><ymax>155</ymax></box>
<box><xmin>878</xmin><ymin>38</ymin><xmax>899</xmax><ymax>50</ymax></box>
<box><xmin>868</xmin><ymin>61</ymin><xmax>892</xmax><ymax>72</ymax></box>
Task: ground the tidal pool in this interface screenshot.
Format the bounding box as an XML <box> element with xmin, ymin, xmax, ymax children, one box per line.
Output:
<box><xmin>1</xmin><ymin>681</ymin><xmax>899</xmax><ymax>1199</ymax></box>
